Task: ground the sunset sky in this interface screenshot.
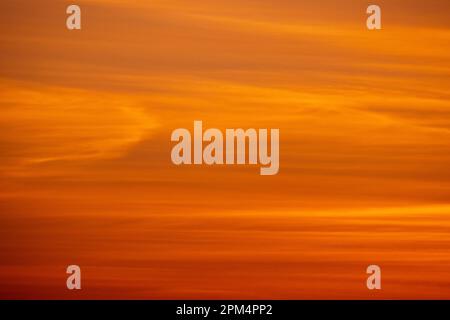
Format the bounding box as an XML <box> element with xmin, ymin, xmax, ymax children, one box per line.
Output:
<box><xmin>0</xmin><ymin>0</ymin><xmax>450</xmax><ymax>299</ymax></box>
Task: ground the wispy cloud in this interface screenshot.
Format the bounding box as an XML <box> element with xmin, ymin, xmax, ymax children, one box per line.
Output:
<box><xmin>0</xmin><ymin>0</ymin><xmax>449</xmax><ymax>299</ymax></box>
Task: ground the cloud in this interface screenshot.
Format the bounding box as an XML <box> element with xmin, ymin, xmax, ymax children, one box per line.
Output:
<box><xmin>0</xmin><ymin>80</ymin><xmax>157</xmax><ymax>175</ymax></box>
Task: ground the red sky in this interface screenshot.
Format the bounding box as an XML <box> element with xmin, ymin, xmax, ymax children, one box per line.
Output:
<box><xmin>0</xmin><ymin>0</ymin><xmax>450</xmax><ymax>299</ymax></box>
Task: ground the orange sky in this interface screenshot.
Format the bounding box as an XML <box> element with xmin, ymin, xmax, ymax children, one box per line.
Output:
<box><xmin>0</xmin><ymin>0</ymin><xmax>450</xmax><ymax>299</ymax></box>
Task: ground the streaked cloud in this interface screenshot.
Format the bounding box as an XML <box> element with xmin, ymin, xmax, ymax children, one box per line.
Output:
<box><xmin>0</xmin><ymin>0</ymin><xmax>449</xmax><ymax>298</ymax></box>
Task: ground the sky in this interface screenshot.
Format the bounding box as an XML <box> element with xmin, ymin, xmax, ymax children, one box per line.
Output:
<box><xmin>0</xmin><ymin>0</ymin><xmax>449</xmax><ymax>299</ymax></box>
